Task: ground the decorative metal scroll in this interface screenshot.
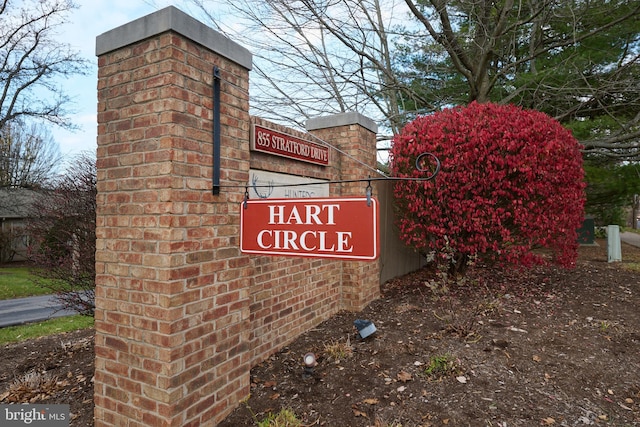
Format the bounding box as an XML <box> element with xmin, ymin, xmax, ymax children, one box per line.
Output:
<box><xmin>240</xmin><ymin>153</ymin><xmax>440</xmax><ymax>208</ymax></box>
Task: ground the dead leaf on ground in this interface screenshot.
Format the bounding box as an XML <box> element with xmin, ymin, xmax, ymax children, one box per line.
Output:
<box><xmin>353</xmin><ymin>408</ymin><xmax>368</xmax><ymax>418</ymax></box>
<box><xmin>362</xmin><ymin>398</ymin><xmax>379</xmax><ymax>405</ymax></box>
<box><xmin>397</xmin><ymin>370</ymin><xmax>412</xmax><ymax>382</ymax></box>
<box><xmin>542</xmin><ymin>417</ymin><xmax>555</xmax><ymax>424</ymax></box>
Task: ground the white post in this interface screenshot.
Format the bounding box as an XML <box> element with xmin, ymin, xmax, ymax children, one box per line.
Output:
<box><xmin>607</xmin><ymin>225</ymin><xmax>622</xmax><ymax>262</ymax></box>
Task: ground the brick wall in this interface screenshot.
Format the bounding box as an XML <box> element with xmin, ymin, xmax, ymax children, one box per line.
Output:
<box><xmin>95</xmin><ymin>6</ymin><xmax>381</xmax><ymax>426</ymax></box>
<box><xmin>247</xmin><ymin>117</ymin><xmax>343</xmax><ymax>364</ymax></box>
<box><xmin>95</xmin><ymin>8</ymin><xmax>252</xmax><ymax>426</ymax></box>
<box><xmin>245</xmin><ymin>116</ymin><xmax>381</xmax><ymax>365</ymax></box>
<box><xmin>307</xmin><ymin>114</ymin><xmax>382</xmax><ymax>311</ymax></box>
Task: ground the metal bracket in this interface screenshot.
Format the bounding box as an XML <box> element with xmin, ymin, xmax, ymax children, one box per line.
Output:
<box><xmin>212</xmin><ymin>66</ymin><xmax>221</xmax><ymax>195</ymax></box>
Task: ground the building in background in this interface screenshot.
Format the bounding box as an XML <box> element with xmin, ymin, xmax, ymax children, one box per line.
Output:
<box><xmin>0</xmin><ymin>188</ymin><xmax>37</xmax><ymax>262</ymax></box>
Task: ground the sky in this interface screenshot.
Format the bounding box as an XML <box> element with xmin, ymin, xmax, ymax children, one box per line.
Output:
<box><xmin>50</xmin><ymin>0</ymin><xmax>400</xmax><ymax>165</ymax></box>
<box><xmin>51</xmin><ymin>0</ymin><xmax>191</xmax><ymax>160</ymax></box>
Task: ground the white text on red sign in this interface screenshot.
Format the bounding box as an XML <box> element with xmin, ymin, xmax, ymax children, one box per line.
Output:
<box><xmin>240</xmin><ymin>197</ymin><xmax>379</xmax><ymax>260</ymax></box>
<box><xmin>251</xmin><ymin>124</ymin><xmax>330</xmax><ymax>166</ymax></box>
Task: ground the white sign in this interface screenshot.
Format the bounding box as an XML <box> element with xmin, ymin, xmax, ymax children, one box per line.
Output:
<box><xmin>249</xmin><ymin>169</ymin><xmax>329</xmax><ymax>199</ymax></box>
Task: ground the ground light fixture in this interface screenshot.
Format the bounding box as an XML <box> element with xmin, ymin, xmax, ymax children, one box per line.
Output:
<box><xmin>354</xmin><ymin>319</ymin><xmax>377</xmax><ymax>339</ymax></box>
<box><xmin>303</xmin><ymin>352</ymin><xmax>317</xmax><ymax>378</ymax></box>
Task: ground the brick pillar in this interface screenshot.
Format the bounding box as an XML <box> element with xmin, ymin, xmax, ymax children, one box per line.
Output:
<box><xmin>94</xmin><ymin>7</ymin><xmax>252</xmax><ymax>426</ymax></box>
<box><xmin>306</xmin><ymin>112</ymin><xmax>381</xmax><ymax>311</ymax></box>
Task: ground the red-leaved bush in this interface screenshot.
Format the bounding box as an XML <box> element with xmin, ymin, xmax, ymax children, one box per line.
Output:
<box><xmin>390</xmin><ymin>102</ymin><xmax>586</xmax><ymax>270</ymax></box>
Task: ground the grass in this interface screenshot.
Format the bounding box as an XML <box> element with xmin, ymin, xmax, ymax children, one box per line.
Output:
<box><xmin>6</xmin><ymin>370</ymin><xmax>61</xmax><ymax>402</ymax></box>
<box><xmin>0</xmin><ymin>315</ymin><xmax>94</xmax><ymax>345</ymax></box>
<box><xmin>257</xmin><ymin>408</ymin><xmax>302</xmax><ymax>427</ymax></box>
<box><xmin>423</xmin><ymin>354</ymin><xmax>460</xmax><ymax>379</ymax></box>
<box><xmin>0</xmin><ymin>266</ymin><xmax>52</xmax><ymax>300</ymax></box>
<box><xmin>624</xmin><ymin>262</ymin><xmax>640</xmax><ymax>272</ymax></box>
<box><xmin>323</xmin><ymin>337</ymin><xmax>353</xmax><ymax>361</ymax></box>
<box><xmin>0</xmin><ymin>265</ymin><xmax>93</xmax><ymax>346</ymax></box>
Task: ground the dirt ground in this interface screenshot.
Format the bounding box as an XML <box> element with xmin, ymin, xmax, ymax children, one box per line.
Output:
<box><xmin>1</xmin><ymin>238</ymin><xmax>640</xmax><ymax>426</ymax></box>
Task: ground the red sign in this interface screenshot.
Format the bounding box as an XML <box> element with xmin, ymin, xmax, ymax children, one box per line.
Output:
<box><xmin>251</xmin><ymin>124</ymin><xmax>330</xmax><ymax>166</ymax></box>
<box><xmin>240</xmin><ymin>197</ymin><xmax>379</xmax><ymax>260</ymax></box>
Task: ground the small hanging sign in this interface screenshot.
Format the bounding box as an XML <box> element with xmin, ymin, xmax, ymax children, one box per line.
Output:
<box><xmin>251</xmin><ymin>124</ymin><xmax>330</xmax><ymax>166</ymax></box>
<box><xmin>240</xmin><ymin>197</ymin><xmax>379</xmax><ymax>260</ymax></box>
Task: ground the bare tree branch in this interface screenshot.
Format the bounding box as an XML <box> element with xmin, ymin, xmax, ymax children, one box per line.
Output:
<box><xmin>0</xmin><ymin>120</ymin><xmax>61</xmax><ymax>188</ymax></box>
<box><xmin>189</xmin><ymin>0</ymin><xmax>640</xmax><ymax>158</ymax></box>
<box><xmin>0</xmin><ymin>0</ymin><xmax>88</xmax><ymax>130</ymax></box>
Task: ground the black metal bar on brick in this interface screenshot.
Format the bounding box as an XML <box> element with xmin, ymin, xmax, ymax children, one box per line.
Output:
<box><xmin>212</xmin><ymin>66</ymin><xmax>221</xmax><ymax>195</ymax></box>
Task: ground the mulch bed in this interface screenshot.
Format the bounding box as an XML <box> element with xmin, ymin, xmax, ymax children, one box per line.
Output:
<box><xmin>2</xmin><ymin>238</ymin><xmax>640</xmax><ymax>426</ymax></box>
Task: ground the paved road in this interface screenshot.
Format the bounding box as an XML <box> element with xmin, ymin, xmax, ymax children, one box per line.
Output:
<box><xmin>0</xmin><ymin>294</ymin><xmax>77</xmax><ymax>328</ymax></box>
<box><xmin>620</xmin><ymin>231</ymin><xmax>640</xmax><ymax>248</ymax></box>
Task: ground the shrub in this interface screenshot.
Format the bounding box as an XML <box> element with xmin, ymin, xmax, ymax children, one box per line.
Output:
<box><xmin>26</xmin><ymin>153</ymin><xmax>96</xmax><ymax>315</ymax></box>
<box><xmin>390</xmin><ymin>102</ymin><xmax>585</xmax><ymax>271</ymax></box>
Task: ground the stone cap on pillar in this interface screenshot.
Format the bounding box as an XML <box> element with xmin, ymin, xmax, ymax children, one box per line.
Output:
<box><xmin>95</xmin><ymin>5</ymin><xmax>253</xmax><ymax>71</ymax></box>
<box><xmin>306</xmin><ymin>112</ymin><xmax>378</xmax><ymax>134</ymax></box>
